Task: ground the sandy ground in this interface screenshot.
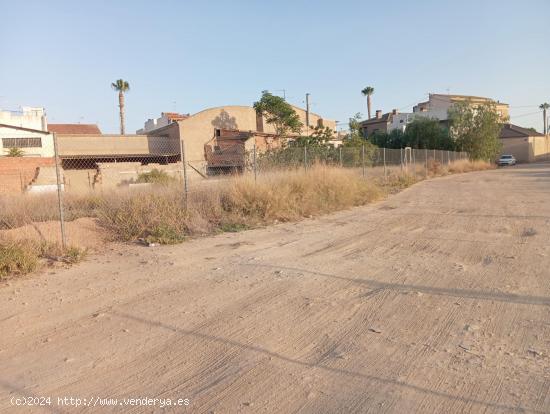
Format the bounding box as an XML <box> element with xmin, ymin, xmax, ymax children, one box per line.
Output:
<box><xmin>0</xmin><ymin>218</ymin><xmax>105</xmax><ymax>250</ymax></box>
<box><xmin>1</xmin><ymin>163</ymin><xmax>549</xmax><ymax>414</ymax></box>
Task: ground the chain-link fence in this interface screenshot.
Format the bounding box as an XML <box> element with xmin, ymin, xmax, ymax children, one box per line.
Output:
<box><xmin>0</xmin><ymin>134</ymin><xmax>468</xmax><ymax>249</ymax></box>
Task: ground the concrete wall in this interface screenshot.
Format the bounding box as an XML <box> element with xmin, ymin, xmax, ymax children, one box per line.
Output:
<box><xmin>94</xmin><ymin>162</ymin><xmax>184</xmax><ymax>190</ymax></box>
<box><xmin>532</xmin><ymin>135</ymin><xmax>550</xmax><ymax>162</ymax></box>
<box><xmin>178</xmin><ymin>105</ymin><xmax>336</xmax><ymax>171</ymax></box>
<box><xmin>500</xmin><ymin>135</ymin><xmax>550</xmax><ymax>163</ymax></box>
<box><xmin>0</xmin><ymin>157</ymin><xmax>54</xmax><ymax>194</ymax></box>
<box><xmin>57</xmin><ymin>134</ymin><xmax>180</xmax><ymax>156</ymax></box>
<box><xmin>501</xmin><ymin>137</ymin><xmax>531</xmax><ymax>163</ymax></box>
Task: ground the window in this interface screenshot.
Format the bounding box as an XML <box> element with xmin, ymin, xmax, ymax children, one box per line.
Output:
<box><xmin>255</xmin><ymin>112</ymin><xmax>264</xmax><ymax>132</ymax></box>
<box><xmin>2</xmin><ymin>137</ymin><xmax>42</xmax><ymax>148</ymax></box>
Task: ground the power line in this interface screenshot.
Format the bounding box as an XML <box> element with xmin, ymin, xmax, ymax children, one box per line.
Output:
<box><xmin>509</xmin><ymin>110</ymin><xmax>542</xmax><ymax>119</ymax></box>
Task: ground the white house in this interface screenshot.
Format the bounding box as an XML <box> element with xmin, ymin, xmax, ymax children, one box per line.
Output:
<box><xmin>413</xmin><ymin>94</ymin><xmax>509</xmax><ymax>120</ymax></box>
<box><xmin>0</xmin><ymin>107</ymin><xmax>54</xmax><ymax>157</ymax></box>
<box><xmin>136</xmin><ymin>112</ymin><xmax>189</xmax><ymax>134</ymax></box>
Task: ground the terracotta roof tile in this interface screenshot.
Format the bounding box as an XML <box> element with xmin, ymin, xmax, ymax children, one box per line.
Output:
<box><xmin>161</xmin><ymin>112</ymin><xmax>189</xmax><ymax>121</ymax></box>
<box><xmin>500</xmin><ymin>123</ymin><xmax>543</xmax><ymax>139</ymax></box>
<box><xmin>47</xmin><ymin>124</ymin><xmax>101</xmax><ymax>134</ymax></box>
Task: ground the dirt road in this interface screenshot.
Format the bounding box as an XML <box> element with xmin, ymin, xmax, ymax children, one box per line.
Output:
<box><xmin>1</xmin><ymin>164</ymin><xmax>550</xmax><ymax>413</ymax></box>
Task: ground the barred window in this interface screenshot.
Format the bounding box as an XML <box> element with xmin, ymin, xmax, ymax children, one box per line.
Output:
<box><xmin>2</xmin><ymin>137</ymin><xmax>42</xmax><ymax>148</ymax></box>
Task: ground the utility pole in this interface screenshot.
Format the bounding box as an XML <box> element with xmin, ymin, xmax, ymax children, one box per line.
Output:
<box><xmin>540</xmin><ymin>103</ymin><xmax>550</xmax><ymax>135</ymax></box>
<box><xmin>274</xmin><ymin>89</ymin><xmax>286</xmax><ymax>100</ymax></box>
<box><xmin>305</xmin><ymin>93</ymin><xmax>310</xmax><ymax>137</ymax></box>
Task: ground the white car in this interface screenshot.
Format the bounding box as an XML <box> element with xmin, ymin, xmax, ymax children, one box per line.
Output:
<box><xmin>498</xmin><ymin>154</ymin><xmax>516</xmax><ymax>166</ymax></box>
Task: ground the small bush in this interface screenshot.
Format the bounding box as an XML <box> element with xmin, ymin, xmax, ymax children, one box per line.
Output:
<box><xmin>145</xmin><ymin>224</ymin><xmax>186</xmax><ymax>244</ymax></box>
<box><xmin>0</xmin><ymin>239</ymin><xmax>87</xmax><ymax>280</ymax></box>
<box><xmin>428</xmin><ymin>159</ymin><xmax>443</xmax><ymax>175</ymax></box>
<box><xmin>219</xmin><ymin>222</ymin><xmax>250</xmax><ymax>233</ymax></box>
<box><xmin>447</xmin><ymin>159</ymin><xmax>493</xmax><ymax>174</ymax></box>
<box><xmin>96</xmin><ymin>187</ymin><xmax>189</xmax><ymax>242</ymax></box>
<box><xmin>6</xmin><ymin>147</ymin><xmax>25</xmax><ymax>157</ymax></box>
<box><xmin>384</xmin><ymin>173</ymin><xmax>417</xmax><ymax>192</ymax></box>
<box><xmin>0</xmin><ymin>241</ymin><xmax>38</xmax><ymax>279</ymax></box>
<box><xmin>136</xmin><ymin>169</ymin><xmax>176</xmax><ymax>185</ymax></box>
<box><xmin>63</xmin><ymin>246</ymin><xmax>88</xmax><ymax>263</ymax></box>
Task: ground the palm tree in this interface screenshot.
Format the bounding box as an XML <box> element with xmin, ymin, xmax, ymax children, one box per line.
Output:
<box><xmin>361</xmin><ymin>87</ymin><xmax>375</xmax><ymax>120</ymax></box>
<box><xmin>111</xmin><ymin>79</ymin><xmax>130</xmax><ymax>135</ymax></box>
<box><xmin>540</xmin><ymin>103</ymin><xmax>550</xmax><ymax>135</ymax></box>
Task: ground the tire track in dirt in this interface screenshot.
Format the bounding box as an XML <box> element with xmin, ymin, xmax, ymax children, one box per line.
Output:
<box><xmin>1</xmin><ymin>164</ymin><xmax>550</xmax><ymax>413</ymax></box>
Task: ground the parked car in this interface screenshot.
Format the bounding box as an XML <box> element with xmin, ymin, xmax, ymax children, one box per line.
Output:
<box><xmin>498</xmin><ymin>154</ymin><xmax>516</xmax><ymax>166</ymax></box>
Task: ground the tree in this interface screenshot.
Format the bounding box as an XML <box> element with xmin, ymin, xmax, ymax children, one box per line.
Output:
<box><xmin>448</xmin><ymin>101</ymin><xmax>504</xmax><ymax>160</ymax></box>
<box><xmin>294</xmin><ymin>125</ymin><xmax>334</xmax><ymax>147</ymax></box>
<box><xmin>253</xmin><ymin>91</ymin><xmax>302</xmax><ymax>138</ymax></box>
<box><xmin>345</xmin><ymin>112</ymin><xmax>365</xmax><ymax>142</ymax></box>
<box><xmin>111</xmin><ymin>79</ymin><xmax>130</xmax><ymax>135</ymax></box>
<box><xmin>6</xmin><ymin>147</ymin><xmax>24</xmax><ymax>157</ymax></box>
<box><xmin>404</xmin><ymin>117</ymin><xmax>453</xmax><ymax>150</ymax></box>
<box><xmin>367</xmin><ymin>117</ymin><xmax>452</xmax><ymax>150</ymax></box>
<box><xmin>539</xmin><ymin>103</ymin><xmax>549</xmax><ymax>135</ymax></box>
<box><xmin>369</xmin><ymin>129</ymin><xmax>405</xmax><ymax>149</ymax></box>
<box><xmin>361</xmin><ymin>87</ymin><xmax>375</xmax><ymax>120</ymax></box>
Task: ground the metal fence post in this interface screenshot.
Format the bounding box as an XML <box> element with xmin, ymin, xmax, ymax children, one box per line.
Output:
<box><xmin>339</xmin><ymin>146</ymin><xmax>343</xmax><ymax>167</ymax></box>
<box><xmin>383</xmin><ymin>147</ymin><xmax>387</xmax><ymax>180</ymax></box>
<box><xmin>400</xmin><ymin>147</ymin><xmax>403</xmax><ymax>172</ymax></box>
<box><xmin>447</xmin><ymin>150</ymin><xmax>450</xmax><ymax>165</ymax></box>
<box><xmin>53</xmin><ymin>132</ymin><xmax>67</xmax><ymax>250</ymax></box>
<box><xmin>304</xmin><ymin>146</ymin><xmax>307</xmax><ymax>171</ymax></box>
<box><xmin>412</xmin><ymin>149</ymin><xmax>416</xmax><ymax>180</ymax></box>
<box><xmin>424</xmin><ymin>148</ymin><xmax>428</xmax><ymax>178</ymax></box>
<box><xmin>179</xmin><ymin>139</ymin><xmax>188</xmax><ymax>211</ymax></box>
<box><xmin>253</xmin><ymin>141</ymin><xmax>257</xmax><ymax>183</ymax></box>
<box><xmin>361</xmin><ymin>144</ymin><xmax>365</xmax><ymax>178</ymax></box>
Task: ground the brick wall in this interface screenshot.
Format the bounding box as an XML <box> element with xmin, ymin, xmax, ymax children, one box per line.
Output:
<box><xmin>0</xmin><ymin>157</ymin><xmax>55</xmax><ymax>194</ymax></box>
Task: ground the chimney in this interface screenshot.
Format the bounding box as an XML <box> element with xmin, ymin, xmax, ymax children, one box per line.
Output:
<box><xmin>392</xmin><ymin>108</ymin><xmax>398</xmax><ymax>115</ymax></box>
<box><xmin>375</xmin><ymin>110</ymin><xmax>382</xmax><ymax>119</ymax></box>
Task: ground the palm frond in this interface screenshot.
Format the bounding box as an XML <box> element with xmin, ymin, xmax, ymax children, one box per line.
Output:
<box><xmin>361</xmin><ymin>86</ymin><xmax>374</xmax><ymax>96</ymax></box>
<box><xmin>111</xmin><ymin>79</ymin><xmax>130</xmax><ymax>92</ymax></box>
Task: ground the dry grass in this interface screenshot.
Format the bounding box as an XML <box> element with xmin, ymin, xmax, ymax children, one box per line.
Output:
<box><xmin>0</xmin><ymin>160</ymin><xmax>494</xmax><ymax>260</ymax></box>
<box><xmin>0</xmin><ymin>238</ymin><xmax>87</xmax><ymax>280</ymax></box>
<box><xmin>94</xmin><ymin>166</ymin><xmax>383</xmax><ymax>243</ymax></box>
<box><xmin>446</xmin><ymin>159</ymin><xmax>494</xmax><ymax>174</ymax></box>
<box><xmin>222</xmin><ymin>166</ymin><xmax>382</xmax><ymax>223</ymax></box>
<box><xmin>0</xmin><ymin>240</ymin><xmax>39</xmax><ymax>279</ymax></box>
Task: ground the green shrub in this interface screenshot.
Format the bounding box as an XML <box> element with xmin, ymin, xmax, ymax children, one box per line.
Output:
<box><xmin>6</xmin><ymin>147</ymin><xmax>24</xmax><ymax>157</ymax></box>
<box><xmin>136</xmin><ymin>169</ymin><xmax>175</xmax><ymax>185</ymax></box>
<box><xmin>219</xmin><ymin>222</ymin><xmax>250</xmax><ymax>233</ymax></box>
<box><xmin>145</xmin><ymin>224</ymin><xmax>186</xmax><ymax>244</ymax></box>
<box><xmin>0</xmin><ymin>241</ymin><xmax>38</xmax><ymax>279</ymax></box>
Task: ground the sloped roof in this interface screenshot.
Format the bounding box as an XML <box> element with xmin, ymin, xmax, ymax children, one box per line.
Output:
<box><xmin>0</xmin><ymin>123</ymin><xmax>50</xmax><ymax>134</ymax></box>
<box><xmin>48</xmin><ymin>124</ymin><xmax>101</xmax><ymax>134</ymax></box>
<box><xmin>162</xmin><ymin>112</ymin><xmax>189</xmax><ymax>121</ymax></box>
<box><xmin>360</xmin><ymin>113</ymin><xmax>392</xmax><ymax>125</ymax></box>
<box><xmin>500</xmin><ymin>123</ymin><xmax>543</xmax><ymax>139</ymax></box>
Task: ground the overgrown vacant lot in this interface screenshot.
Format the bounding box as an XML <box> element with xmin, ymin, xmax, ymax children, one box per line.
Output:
<box><xmin>0</xmin><ymin>160</ymin><xmax>492</xmax><ymax>278</ymax></box>
<box><xmin>0</xmin><ymin>163</ymin><xmax>549</xmax><ymax>413</ymax></box>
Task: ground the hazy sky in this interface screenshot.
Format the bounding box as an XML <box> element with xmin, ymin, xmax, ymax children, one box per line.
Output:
<box><xmin>1</xmin><ymin>0</ymin><xmax>549</xmax><ymax>133</ymax></box>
